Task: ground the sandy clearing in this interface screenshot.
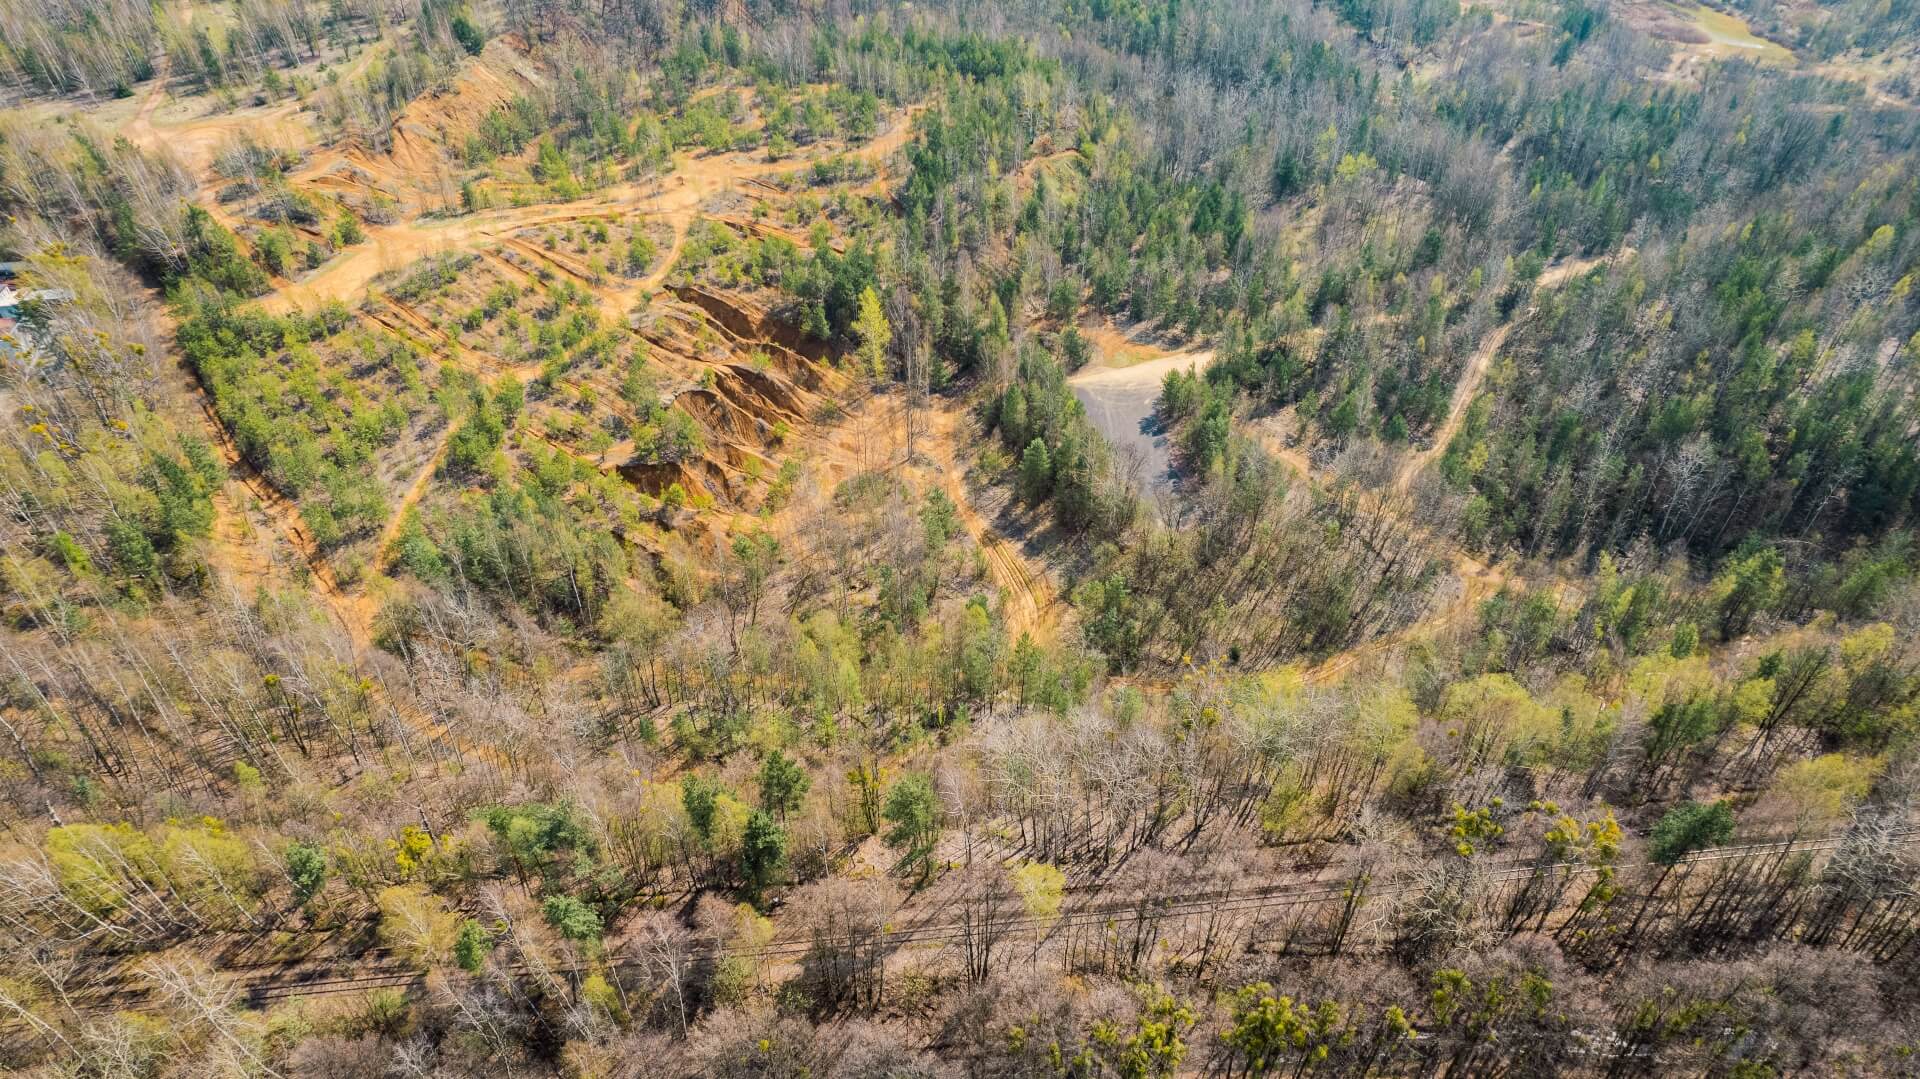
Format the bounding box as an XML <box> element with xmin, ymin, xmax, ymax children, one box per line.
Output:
<box><xmin>257</xmin><ymin>110</ymin><xmax>922</xmax><ymax>315</ymax></box>
<box><xmin>1068</xmin><ymin>349</ymin><xmax>1214</xmax><ymax>494</ymax></box>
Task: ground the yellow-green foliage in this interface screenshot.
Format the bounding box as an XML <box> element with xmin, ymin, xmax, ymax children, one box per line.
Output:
<box><xmin>1343</xmin><ymin>684</ymin><xmax>1420</xmax><ymax>766</ymax></box>
<box><xmin>361</xmin><ymin>987</ymin><xmax>413</xmax><ymax>1037</ymax></box>
<box><xmin>47</xmin><ymin>822</ymin><xmax>161</xmax><ymax>915</ymax></box>
<box><xmin>1447</xmin><ymin>803</ymin><xmax>1506</xmax><ymax>858</ymax></box>
<box><xmin>1840</xmin><ymin>622</ymin><xmax>1897</xmax><ymax>676</ymax></box>
<box><xmin>1626</xmin><ymin>652</ymin><xmax>1715</xmax><ymax>705</ymax></box>
<box><xmin>794</xmin><ymin>610</ymin><xmax>865</xmax><ymax>715</ymax></box>
<box><xmin>1261</xmin><ymin>763</ymin><xmax>1315</xmax><ymax>841</ymax></box>
<box><xmin>47</xmin><ymin>817</ymin><xmax>261</xmax><ymax>921</ymax></box>
<box><xmin>705</xmin><ymin>792</ymin><xmax>754</xmax><ymax>860</ymax></box>
<box><xmin>375</xmin><ymin>884</ymin><xmax>460</xmax><ymax>969</ymax></box>
<box><xmin>1535</xmin><ymin>676</ymin><xmax>1617</xmax><ymax>769</ymax></box>
<box><xmin>1726</xmin><ymin>676</ymin><xmax>1776</xmax><ymax>729</ymax></box>
<box><xmin>379</xmin><ymin>823</ymin><xmax>471</xmax><ymax>884</ymax></box>
<box><xmin>606</xmin><ymin>781</ymin><xmax>696</xmax><ymax>879</ymax></box>
<box><xmin>1012</xmin><ymin>860</ymin><xmax>1066</xmax><ymax>920</ymax></box>
<box><xmin>389</xmin><ymin>824</ymin><xmax>435</xmax><ymax>878</ymax></box>
<box><xmin>159</xmin><ymin>818</ymin><xmax>263</xmax><ymax>919</ymax></box>
<box><xmin>1466</xmin><ymin>673</ymin><xmax>1613</xmax><ymax>769</ymax></box>
<box><xmin>580</xmin><ymin>971</ymin><xmax>624</xmax><ymax>1019</ymax></box>
<box><xmin>1536</xmin><ymin>803</ymin><xmax>1622</xmax><ymax>870</ymax></box>
<box><xmin>1223</xmin><ymin>983</ymin><xmax>1353</xmax><ymax>1073</ymax></box>
<box><xmin>1776</xmin><ymin>754</ymin><xmax>1880</xmax><ymax>826</ymax></box>
<box><xmin>1440</xmin><ymin>674</ymin><xmax>1553</xmax><ymax>767</ymax></box>
<box><xmin>706</xmin><ymin>901</ymin><xmax>776</xmax><ymax>1004</ymax></box>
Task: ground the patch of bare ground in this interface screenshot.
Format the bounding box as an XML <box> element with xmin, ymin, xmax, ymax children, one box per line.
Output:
<box><xmin>760</xmin><ymin>382</ymin><xmax>1069</xmax><ymax>644</ymax></box>
<box><xmin>254</xmin><ymin>110</ymin><xmax>919</xmax><ymax>317</ymax></box>
<box><xmin>1074</xmin><ymin>318</ymin><xmax>1193</xmax><ymax>371</ymax></box>
<box><xmin>923</xmin><ymin>401</ymin><xmax>1066</xmax><ymax>643</ymax></box>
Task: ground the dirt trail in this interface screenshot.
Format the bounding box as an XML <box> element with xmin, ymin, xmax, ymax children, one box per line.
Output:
<box><xmin>120</xmin><ymin>1</ymin><xmax>196</xmax><ymax>152</ymax></box>
<box><xmin>1074</xmin><ymin>320</ymin><xmax>1184</xmax><ymax>371</ymax></box>
<box><xmin>1237</xmin><ymin>412</ymin><xmax>1512</xmax><ymax>686</ymax></box>
<box><xmin>123</xmin><ymin>48</ymin><xmax>173</xmax><ymax>147</ymax></box>
<box><xmin>373</xmin><ymin>447</ymin><xmax>445</xmax><ymax>564</ymax></box>
<box><xmin>1058</xmin><ymin>319</ymin><xmax>1510</xmax><ymax>668</ymax></box>
<box><xmin>643</xmin><ymin>214</ymin><xmax>693</xmax><ymax>291</ymax></box>
<box><xmin>193</xmin><ymin>396</ymin><xmax>343</xmax><ymax>598</ymax></box>
<box><xmin>1291</xmin><ymin>254</ymin><xmax>1628</xmax><ymax>680</ymax></box>
<box><xmin>121</xmin><ymin>42</ymin><xmax>320</xmax><ymax>610</ymax></box>
<box><xmin>261</xmin><ymin>113</ymin><xmax>918</xmax><ymax>316</ymax></box>
<box><xmin>1390</xmin><ymin>323</ymin><xmax>1513</xmax><ymax>495</ymax></box>
<box><xmin>152</xmin><ymin>96</ymin><xmax>923</xmax><ymax>717</ymax></box>
<box><xmin>796</xmin><ymin>386</ymin><xmax>1062</xmax><ymax>642</ymax></box>
<box><xmin>923</xmin><ymin>402</ymin><xmax>1063</xmax><ymax>642</ymax></box>
<box><xmin>148</xmin><ymin>252</ymin><xmax>349</xmax><ymax>616</ymax></box>
<box><xmin>589</xmin><ymin>211</ymin><xmax>694</xmax><ymax>319</ymax></box>
<box><xmin>1243</xmin><ymin>416</ymin><xmax>1318</xmax><ymax>480</ymax></box>
<box><xmin>120</xmin><ymin>28</ymin><xmax>312</xmax><ymax>180</ymax></box>
<box><xmin>194</xmin><ymin>363</ymin><xmax>504</xmax><ymax>771</ymax></box>
<box><xmin>1011</xmin><ymin>146</ymin><xmax>1081</xmax><ymax>191</ymax></box>
<box><xmin>204</xmin><ymin>488</ymin><xmax>281</xmax><ymax>602</ymax></box>
<box><xmin>710</xmin><ymin>213</ymin><xmax>831</xmax><ymax>251</ymax></box>
<box><xmin>1391</xmin><ymin>250</ymin><xmax>1626</xmax><ymax>495</ymax></box>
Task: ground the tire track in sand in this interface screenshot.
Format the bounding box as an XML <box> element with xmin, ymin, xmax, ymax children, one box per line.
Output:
<box><xmin>924</xmin><ymin>402</ymin><xmax>1062</xmax><ymax>643</ymax></box>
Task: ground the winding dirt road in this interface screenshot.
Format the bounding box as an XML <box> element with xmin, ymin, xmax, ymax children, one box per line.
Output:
<box><xmin>1391</xmin><ymin>250</ymin><xmax>1627</xmax><ymax>495</ymax></box>
<box><xmin>924</xmin><ymin>402</ymin><xmax>1064</xmax><ymax>643</ymax></box>
<box><xmin>259</xmin><ymin>111</ymin><xmax>923</xmax><ymax>316</ymax></box>
<box><xmin>1302</xmin><ymin>251</ymin><xmax>1629</xmax><ymax>682</ymax></box>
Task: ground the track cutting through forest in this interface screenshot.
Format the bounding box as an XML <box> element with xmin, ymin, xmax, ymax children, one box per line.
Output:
<box><xmin>251</xmin><ymin>109</ymin><xmax>925</xmax><ymax>317</ymax></box>
<box><xmin>924</xmin><ymin>400</ymin><xmax>1064</xmax><ymax>642</ymax></box>
<box><xmin>119</xmin><ymin>3</ymin><xmax>326</xmax><ymax>180</ymax></box>
<box><xmin>1279</xmin><ymin>251</ymin><xmax>1631</xmax><ymax>684</ymax></box>
<box><xmin>59</xmin><ymin>824</ymin><xmax>1918</xmax><ymax>1015</ymax></box>
<box><xmin>1391</xmin><ymin>250</ymin><xmax>1628</xmax><ymax>495</ymax></box>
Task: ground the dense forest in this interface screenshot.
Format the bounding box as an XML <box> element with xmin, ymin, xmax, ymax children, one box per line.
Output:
<box><xmin>1</xmin><ymin>0</ymin><xmax>1919</xmax><ymax>1074</ymax></box>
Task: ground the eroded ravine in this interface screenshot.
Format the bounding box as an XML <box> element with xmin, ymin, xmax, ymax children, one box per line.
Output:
<box><xmin>120</xmin><ymin>43</ymin><xmax>1053</xmax><ymax>718</ymax></box>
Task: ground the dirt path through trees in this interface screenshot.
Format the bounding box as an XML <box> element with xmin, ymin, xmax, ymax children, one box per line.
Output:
<box><xmin>1390</xmin><ymin>322</ymin><xmax>1514</xmax><ymax>495</ymax></box>
<box><xmin>1297</xmin><ymin>254</ymin><xmax>1629</xmax><ymax>680</ymax></box>
<box><xmin>120</xmin><ymin>19</ymin><xmax>314</xmax><ymax>180</ymax></box>
<box><xmin>1390</xmin><ymin>250</ymin><xmax>1623</xmax><ymax>496</ymax></box>
<box><xmin>257</xmin><ymin>112</ymin><xmax>922</xmax><ymax>315</ymax></box>
<box><xmin>924</xmin><ymin>401</ymin><xmax>1063</xmax><ymax>642</ymax></box>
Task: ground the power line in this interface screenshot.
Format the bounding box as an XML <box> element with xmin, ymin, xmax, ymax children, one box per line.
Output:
<box><xmin>46</xmin><ymin>825</ymin><xmax>1913</xmax><ymax>1012</ymax></box>
<box><xmin>228</xmin><ymin>826</ymin><xmax>1916</xmax><ymax>1003</ymax></box>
